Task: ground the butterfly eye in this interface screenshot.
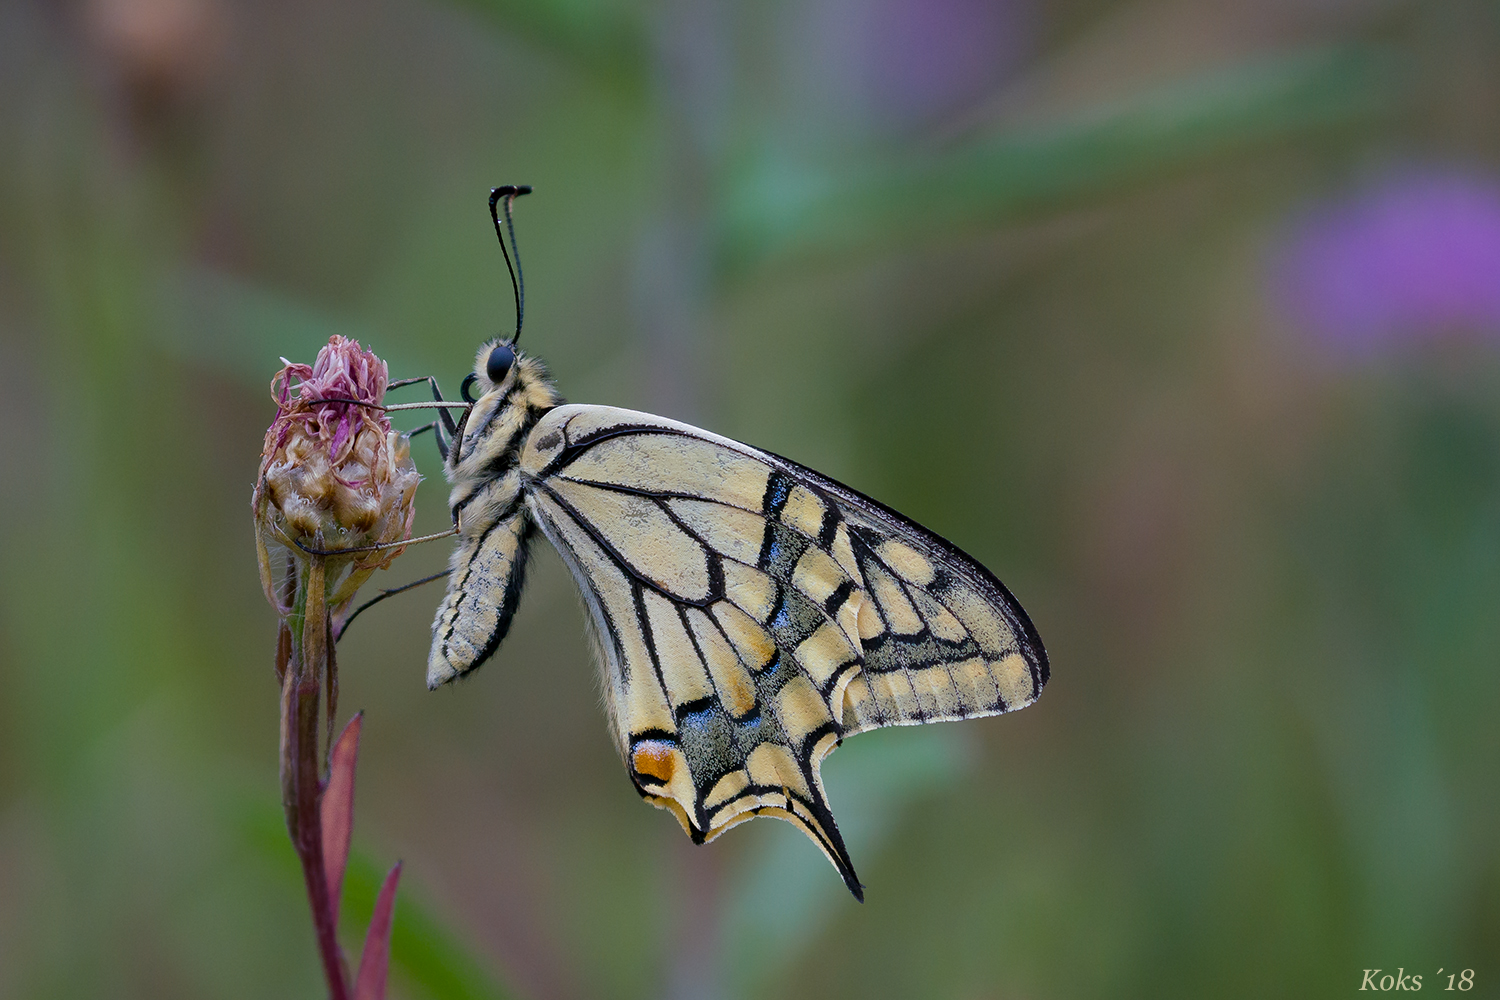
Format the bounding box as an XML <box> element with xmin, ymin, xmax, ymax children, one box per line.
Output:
<box><xmin>486</xmin><ymin>343</ymin><xmax>515</xmax><ymax>384</ymax></box>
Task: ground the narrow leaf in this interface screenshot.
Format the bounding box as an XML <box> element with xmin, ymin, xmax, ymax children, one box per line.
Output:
<box><xmin>723</xmin><ymin>44</ymin><xmax>1404</xmax><ymax>265</ymax></box>
<box><xmin>322</xmin><ymin>711</ymin><xmax>363</xmax><ymax>924</ymax></box>
<box><xmin>354</xmin><ymin>861</ymin><xmax>403</xmax><ymax>1000</ymax></box>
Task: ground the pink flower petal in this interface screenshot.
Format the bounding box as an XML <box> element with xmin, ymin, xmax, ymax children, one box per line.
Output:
<box><xmin>263</xmin><ymin>336</ymin><xmax>393</xmax><ymax>485</ymax></box>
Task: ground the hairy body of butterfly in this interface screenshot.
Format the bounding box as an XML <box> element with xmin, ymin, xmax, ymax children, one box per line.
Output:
<box><xmin>429</xmin><ymin>338</ymin><xmax>1048</xmax><ymax>901</ymax></box>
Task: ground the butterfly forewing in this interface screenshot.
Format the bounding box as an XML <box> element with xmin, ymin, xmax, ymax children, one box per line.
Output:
<box><xmin>515</xmin><ymin>404</ymin><xmax>1048</xmax><ymax>898</ymax></box>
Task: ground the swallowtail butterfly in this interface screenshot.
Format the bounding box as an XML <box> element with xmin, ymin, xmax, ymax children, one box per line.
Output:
<box><xmin>423</xmin><ymin>188</ymin><xmax>1048</xmax><ymax>900</ymax></box>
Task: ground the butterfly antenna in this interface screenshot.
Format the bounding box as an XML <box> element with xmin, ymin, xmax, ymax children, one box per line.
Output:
<box><xmin>489</xmin><ymin>185</ymin><xmax>532</xmax><ymax>344</ymax></box>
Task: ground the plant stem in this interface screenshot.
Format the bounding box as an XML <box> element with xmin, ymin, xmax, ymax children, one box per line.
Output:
<box><xmin>281</xmin><ymin>555</ymin><xmax>351</xmax><ymax>1000</ymax></box>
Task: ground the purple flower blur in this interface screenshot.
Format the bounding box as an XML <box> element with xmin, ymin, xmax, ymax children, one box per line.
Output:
<box><xmin>1274</xmin><ymin>167</ymin><xmax>1500</xmax><ymax>354</ymax></box>
<box><xmin>787</xmin><ymin>0</ymin><xmax>1030</xmax><ymax>136</ymax></box>
<box><xmin>863</xmin><ymin>0</ymin><xmax>1029</xmax><ymax>124</ymax></box>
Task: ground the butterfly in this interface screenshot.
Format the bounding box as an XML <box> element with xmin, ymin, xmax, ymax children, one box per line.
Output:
<box><xmin>421</xmin><ymin>188</ymin><xmax>1048</xmax><ymax>900</ymax></box>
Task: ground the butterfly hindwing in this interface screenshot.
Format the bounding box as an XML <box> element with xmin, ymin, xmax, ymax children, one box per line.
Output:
<box><xmin>517</xmin><ymin>405</ymin><xmax>1048</xmax><ymax>899</ymax></box>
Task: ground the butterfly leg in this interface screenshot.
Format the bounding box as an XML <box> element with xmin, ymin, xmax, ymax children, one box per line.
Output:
<box><xmin>334</xmin><ymin>569</ymin><xmax>452</xmax><ymax>642</ymax></box>
<box><xmin>406</xmin><ymin>420</ymin><xmax>450</xmax><ymax>461</ymax></box>
<box><xmin>389</xmin><ymin>374</ymin><xmax>460</xmax><ymax>460</ymax></box>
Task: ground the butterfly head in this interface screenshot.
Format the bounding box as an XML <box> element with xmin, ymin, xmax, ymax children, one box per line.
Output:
<box><xmin>449</xmin><ymin>337</ymin><xmax>561</xmax><ymax>471</ymax></box>
<box><xmin>462</xmin><ymin>337</ymin><xmax>553</xmax><ymax>402</ymax></box>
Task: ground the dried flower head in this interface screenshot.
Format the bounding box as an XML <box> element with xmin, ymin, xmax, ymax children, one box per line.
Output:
<box><xmin>253</xmin><ymin>336</ymin><xmax>419</xmax><ymax>616</ymax></box>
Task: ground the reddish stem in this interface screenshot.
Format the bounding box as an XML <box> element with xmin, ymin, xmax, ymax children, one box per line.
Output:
<box><xmin>281</xmin><ymin>556</ymin><xmax>351</xmax><ymax>1000</ymax></box>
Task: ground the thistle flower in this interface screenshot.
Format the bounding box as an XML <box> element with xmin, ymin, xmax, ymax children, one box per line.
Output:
<box><xmin>252</xmin><ymin>335</ymin><xmax>413</xmax><ymax>1000</ymax></box>
<box><xmin>253</xmin><ymin>335</ymin><xmax>419</xmax><ymax>619</ymax></box>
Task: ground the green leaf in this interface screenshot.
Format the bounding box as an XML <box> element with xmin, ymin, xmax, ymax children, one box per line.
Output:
<box><xmin>724</xmin><ymin>44</ymin><xmax>1407</xmax><ymax>265</ymax></box>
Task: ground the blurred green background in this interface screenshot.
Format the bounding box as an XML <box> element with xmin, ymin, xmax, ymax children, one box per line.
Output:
<box><xmin>3</xmin><ymin>0</ymin><xmax>1500</xmax><ymax>996</ymax></box>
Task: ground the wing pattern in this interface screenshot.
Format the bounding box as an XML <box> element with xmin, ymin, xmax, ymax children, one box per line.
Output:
<box><xmin>518</xmin><ymin>405</ymin><xmax>1048</xmax><ymax>899</ymax></box>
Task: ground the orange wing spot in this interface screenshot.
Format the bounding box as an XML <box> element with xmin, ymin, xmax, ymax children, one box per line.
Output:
<box><xmin>632</xmin><ymin>741</ymin><xmax>677</xmax><ymax>784</ymax></box>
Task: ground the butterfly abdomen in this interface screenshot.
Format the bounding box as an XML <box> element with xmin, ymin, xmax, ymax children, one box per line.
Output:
<box><xmin>428</xmin><ymin>504</ymin><xmax>535</xmax><ymax>687</ymax></box>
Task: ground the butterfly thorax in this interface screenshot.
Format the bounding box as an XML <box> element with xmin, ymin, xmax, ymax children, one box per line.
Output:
<box><xmin>446</xmin><ymin>344</ymin><xmax>561</xmax><ymax>537</ymax></box>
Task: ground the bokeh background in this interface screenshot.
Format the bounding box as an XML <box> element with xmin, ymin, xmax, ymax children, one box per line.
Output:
<box><xmin>3</xmin><ymin>0</ymin><xmax>1500</xmax><ymax>996</ymax></box>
